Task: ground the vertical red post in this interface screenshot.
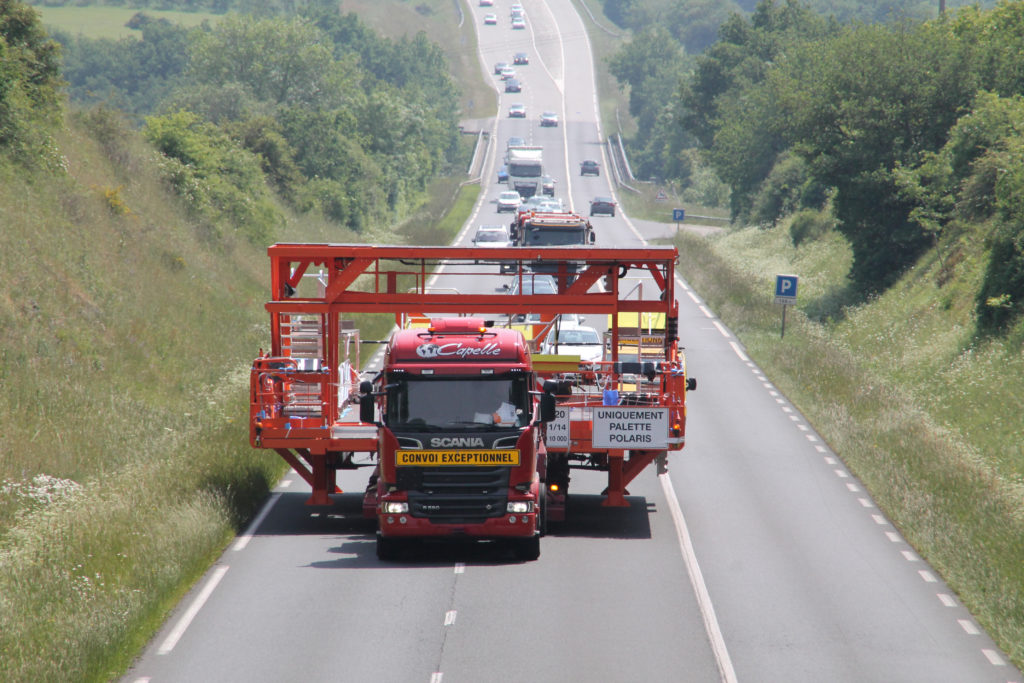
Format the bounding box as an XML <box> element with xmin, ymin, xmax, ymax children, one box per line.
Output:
<box><xmin>603</xmin><ymin>449</ymin><xmax>629</xmax><ymax>507</ymax></box>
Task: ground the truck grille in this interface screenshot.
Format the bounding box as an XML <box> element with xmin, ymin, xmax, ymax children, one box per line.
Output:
<box><xmin>403</xmin><ymin>467</ymin><xmax>510</xmax><ymax>522</ymax></box>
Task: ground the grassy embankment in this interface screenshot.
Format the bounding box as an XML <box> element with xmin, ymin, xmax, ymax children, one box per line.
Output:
<box><xmin>0</xmin><ymin>84</ymin><xmax>479</xmax><ymax>683</ymax></box>
<box><xmin>665</xmin><ymin>220</ymin><xmax>1024</xmax><ymax>669</ymax></box>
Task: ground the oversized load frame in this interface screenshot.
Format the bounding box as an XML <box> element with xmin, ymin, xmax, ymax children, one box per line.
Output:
<box><xmin>249</xmin><ymin>244</ymin><xmax>691</xmax><ymax>510</ymax></box>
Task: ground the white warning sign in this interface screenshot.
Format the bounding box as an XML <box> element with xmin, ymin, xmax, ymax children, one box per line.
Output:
<box><xmin>592</xmin><ymin>407</ymin><xmax>668</xmax><ymax>449</ymax></box>
<box><xmin>545</xmin><ymin>407</ymin><xmax>570</xmax><ymax>449</ymax></box>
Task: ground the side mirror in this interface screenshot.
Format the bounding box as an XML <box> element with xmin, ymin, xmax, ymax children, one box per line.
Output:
<box><xmin>539</xmin><ymin>392</ymin><xmax>556</xmax><ymax>423</ymax></box>
<box><xmin>687</xmin><ymin>377</ymin><xmax>697</xmax><ymax>391</ymax></box>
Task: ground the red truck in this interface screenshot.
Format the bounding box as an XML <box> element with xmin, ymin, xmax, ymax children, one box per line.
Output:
<box><xmin>249</xmin><ymin>244</ymin><xmax>693</xmax><ymax>561</ymax></box>
<box><xmin>361</xmin><ymin>317</ymin><xmax>550</xmax><ymax>560</ymax></box>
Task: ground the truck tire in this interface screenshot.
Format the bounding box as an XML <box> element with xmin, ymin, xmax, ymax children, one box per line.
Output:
<box><xmin>513</xmin><ymin>535</ymin><xmax>540</xmax><ymax>561</ymax></box>
<box><xmin>376</xmin><ymin>533</ymin><xmax>400</xmax><ymax>561</ymax></box>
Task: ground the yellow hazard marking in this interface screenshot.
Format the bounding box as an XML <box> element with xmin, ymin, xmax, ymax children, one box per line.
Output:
<box><xmin>396</xmin><ymin>450</ymin><xmax>521</xmax><ymax>466</ymax></box>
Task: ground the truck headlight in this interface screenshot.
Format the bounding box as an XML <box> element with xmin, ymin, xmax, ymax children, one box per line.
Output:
<box><xmin>506</xmin><ymin>501</ymin><xmax>534</xmax><ymax>514</ymax></box>
<box><xmin>382</xmin><ymin>502</ymin><xmax>409</xmax><ymax>514</ymax></box>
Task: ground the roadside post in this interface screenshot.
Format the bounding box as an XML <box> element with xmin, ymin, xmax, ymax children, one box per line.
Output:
<box><xmin>774</xmin><ymin>274</ymin><xmax>798</xmax><ymax>338</ymax></box>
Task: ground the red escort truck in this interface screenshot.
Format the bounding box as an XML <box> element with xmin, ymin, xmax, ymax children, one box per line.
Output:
<box><xmin>249</xmin><ymin>244</ymin><xmax>693</xmax><ymax>561</ymax></box>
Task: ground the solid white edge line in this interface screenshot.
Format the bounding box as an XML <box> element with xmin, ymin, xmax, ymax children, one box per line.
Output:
<box><xmin>728</xmin><ymin>342</ymin><xmax>749</xmax><ymax>362</ymax></box>
<box><xmin>233</xmin><ymin>492</ymin><xmax>282</xmax><ymax>551</ymax></box>
<box><xmin>157</xmin><ymin>565</ymin><xmax>229</xmax><ymax>655</ymax></box>
<box><xmin>660</xmin><ymin>472</ymin><xmax>738</xmax><ymax>683</ymax></box>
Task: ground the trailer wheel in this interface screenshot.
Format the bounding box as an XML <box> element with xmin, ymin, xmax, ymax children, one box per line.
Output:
<box><xmin>376</xmin><ymin>533</ymin><xmax>400</xmax><ymax>561</ymax></box>
<box><xmin>513</xmin><ymin>535</ymin><xmax>540</xmax><ymax>561</ymax></box>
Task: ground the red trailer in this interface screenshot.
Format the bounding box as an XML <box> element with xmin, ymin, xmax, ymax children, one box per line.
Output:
<box><xmin>249</xmin><ymin>244</ymin><xmax>695</xmax><ymax>560</ymax></box>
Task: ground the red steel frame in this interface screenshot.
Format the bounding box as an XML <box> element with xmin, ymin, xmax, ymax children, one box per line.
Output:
<box><xmin>250</xmin><ymin>244</ymin><xmax>685</xmax><ymax>506</ymax></box>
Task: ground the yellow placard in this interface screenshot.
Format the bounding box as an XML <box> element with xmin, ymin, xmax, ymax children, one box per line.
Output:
<box><xmin>396</xmin><ymin>450</ymin><xmax>521</xmax><ymax>466</ymax></box>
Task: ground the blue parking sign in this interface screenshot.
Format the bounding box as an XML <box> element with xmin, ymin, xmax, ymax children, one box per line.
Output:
<box><xmin>672</xmin><ymin>208</ymin><xmax>685</xmax><ymax>222</ymax></box>
<box><xmin>775</xmin><ymin>274</ymin><xmax>798</xmax><ymax>303</ymax></box>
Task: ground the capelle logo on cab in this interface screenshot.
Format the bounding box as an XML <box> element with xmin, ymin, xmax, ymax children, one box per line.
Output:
<box><xmin>416</xmin><ymin>342</ymin><xmax>502</xmax><ymax>359</ymax></box>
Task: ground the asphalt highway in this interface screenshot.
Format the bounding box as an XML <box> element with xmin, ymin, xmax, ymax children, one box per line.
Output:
<box><xmin>123</xmin><ymin>1</ymin><xmax>1022</xmax><ymax>681</ymax></box>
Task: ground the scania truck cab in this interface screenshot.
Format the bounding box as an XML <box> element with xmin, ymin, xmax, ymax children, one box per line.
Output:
<box><xmin>363</xmin><ymin>317</ymin><xmax>548</xmax><ymax>560</ymax></box>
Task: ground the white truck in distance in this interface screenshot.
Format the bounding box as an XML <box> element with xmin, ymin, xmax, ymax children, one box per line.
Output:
<box><xmin>506</xmin><ymin>145</ymin><xmax>543</xmax><ymax>198</ymax></box>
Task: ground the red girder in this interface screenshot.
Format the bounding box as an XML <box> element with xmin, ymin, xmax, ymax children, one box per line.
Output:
<box><xmin>265</xmin><ymin>244</ymin><xmax>677</xmax><ymax>317</ymax></box>
<box><xmin>254</xmin><ymin>244</ymin><xmax>688</xmax><ymax>510</ymax></box>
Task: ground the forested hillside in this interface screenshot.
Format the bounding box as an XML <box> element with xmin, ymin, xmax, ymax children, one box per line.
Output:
<box><xmin>612</xmin><ymin>0</ymin><xmax>1024</xmax><ymax>336</ymax></box>
<box><xmin>53</xmin><ymin>9</ymin><xmax>462</xmax><ymax>234</ymax></box>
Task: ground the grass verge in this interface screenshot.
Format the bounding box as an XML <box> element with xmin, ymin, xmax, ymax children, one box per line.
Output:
<box><xmin>0</xmin><ymin>88</ymin><xmax>482</xmax><ymax>678</ymax></box>
<box><xmin>673</xmin><ymin>226</ymin><xmax>1024</xmax><ymax>670</ymax></box>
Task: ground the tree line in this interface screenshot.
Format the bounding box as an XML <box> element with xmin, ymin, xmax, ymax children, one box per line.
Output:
<box><xmin>610</xmin><ymin>0</ymin><xmax>1024</xmax><ymax>334</ymax></box>
<box><xmin>46</xmin><ymin>8</ymin><xmax>461</xmax><ymax>241</ymax></box>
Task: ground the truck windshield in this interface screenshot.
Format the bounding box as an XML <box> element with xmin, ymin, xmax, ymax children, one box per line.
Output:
<box><xmin>508</xmin><ymin>163</ymin><xmax>542</xmax><ymax>177</ymax></box>
<box><xmin>385</xmin><ymin>375</ymin><xmax>531</xmax><ymax>430</ymax></box>
<box><xmin>524</xmin><ymin>227</ymin><xmax>585</xmax><ymax>246</ymax></box>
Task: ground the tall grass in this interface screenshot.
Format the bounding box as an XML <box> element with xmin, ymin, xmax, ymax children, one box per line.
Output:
<box><xmin>0</xmin><ymin>110</ymin><xmax>290</xmax><ymax>680</ymax></box>
<box><xmin>673</xmin><ymin>224</ymin><xmax>1024</xmax><ymax>669</ymax></box>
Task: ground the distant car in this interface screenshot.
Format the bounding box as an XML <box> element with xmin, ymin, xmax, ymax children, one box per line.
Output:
<box><xmin>516</xmin><ymin>194</ymin><xmax>551</xmax><ymax>218</ymax></box>
<box><xmin>541</xmin><ymin>323</ymin><xmax>604</xmax><ymax>363</ymax></box>
<box><xmin>497</xmin><ymin>164</ymin><xmax>508</xmax><ymax>183</ymax></box>
<box><xmin>493</xmin><ymin>61</ymin><xmax>509</xmax><ymax>75</ymax></box>
<box><xmin>497</xmin><ymin>190</ymin><xmax>522</xmax><ymax>213</ymax></box>
<box><xmin>540</xmin><ymin>111</ymin><xmax>559</xmax><ymax>127</ymax></box>
<box><xmin>541</xmin><ymin>175</ymin><xmax>555</xmax><ymax>196</ymax></box>
<box><xmin>505</xmin><ymin>78</ymin><xmax>522</xmax><ymax>93</ymax></box>
<box><xmin>473</xmin><ymin>224</ymin><xmax>514</xmax><ymax>270</ymax></box>
<box><xmin>513</xmin><ymin>52</ymin><xmax>529</xmax><ymax>65</ymax></box>
<box><xmin>480</xmin><ymin>0</ymin><xmax>494</xmax><ymax>5</ymax></box>
<box><xmin>472</xmin><ymin>224</ymin><xmax>512</xmax><ymax>248</ymax></box>
<box><xmin>590</xmin><ymin>196</ymin><xmax>616</xmax><ymax>216</ymax></box>
<box><xmin>506</xmin><ymin>136</ymin><xmax>526</xmax><ymax>150</ymax></box>
<box><xmin>483</xmin><ymin>13</ymin><xmax>498</xmax><ymax>25</ymax></box>
<box><xmin>511</xmin><ymin>17</ymin><xmax>526</xmax><ymax>29</ymax></box>
<box><xmin>506</xmin><ymin>274</ymin><xmax>557</xmax><ymax>296</ymax></box>
<box><xmin>508</xmin><ymin>103</ymin><xmax>526</xmax><ymax>118</ymax></box>
<box><xmin>580</xmin><ymin>159</ymin><xmax>600</xmax><ymax>176</ymax></box>
<box><xmin>514</xmin><ymin>196</ymin><xmax>563</xmax><ymax>224</ymax></box>
<box><xmin>499</xmin><ymin>66</ymin><xmax>516</xmax><ymax>80</ymax></box>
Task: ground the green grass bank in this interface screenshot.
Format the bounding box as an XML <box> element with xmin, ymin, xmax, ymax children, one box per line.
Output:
<box><xmin>670</xmin><ymin>221</ymin><xmax>1024</xmax><ymax>670</ymax></box>
<box><xmin>0</xmin><ymin>102</ymin><xmax>477</xmax><ymax>680</ymax></box>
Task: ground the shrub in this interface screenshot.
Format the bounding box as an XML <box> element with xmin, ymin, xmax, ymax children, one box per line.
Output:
<box><xmin>143</xmin><ymin>111</ymin><xmax>281</xmax><ymax>244</ymax></box>
<box><xmin>976</xmin><ymin>222</ymin><xmax>1024</xmax><ymax>335</ymax></box>
<box><xmin>789</xmin><ymin>208</ymin><xmax>834</xmax><ymax>247</ymax></box>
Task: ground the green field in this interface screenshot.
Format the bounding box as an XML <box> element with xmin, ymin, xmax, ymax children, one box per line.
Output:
<box><xmin>35</xmin><ymin>5</ymin><xmax>222</xmax><ymax>39</ymax></box>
